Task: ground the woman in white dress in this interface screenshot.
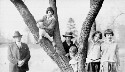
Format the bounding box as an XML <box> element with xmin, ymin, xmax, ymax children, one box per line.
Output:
<box><xmin>100</xmin><ymin>29</ymin><xmax>120</xmax><ymax>72</ymax></box>
<box><xmin>86</xmin><ymin>31</ymin><xmax>102</xmax><ymax>72</ymax></box>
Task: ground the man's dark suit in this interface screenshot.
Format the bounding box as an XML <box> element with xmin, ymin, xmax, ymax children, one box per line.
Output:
<box><xmin>8</xmin><ymin>42</ymin><xmax>30</xmax><ymax>72</ymax></box>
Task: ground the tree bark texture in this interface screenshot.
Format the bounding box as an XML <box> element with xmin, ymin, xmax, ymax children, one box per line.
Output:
<box><xmin>49</xmin><ymin>0</ymin><xmax>66</xmax><ymax>55</ymax></box>
<box><xmin>90</xmin><ymin>0</ymin><xmax>97</xmax><ymax>33</ymax></box>
<box><xmin>90</xmin><ymin>0</ymin><xmax>97</xmax><ymax>38</ymax></box>
<box><xmin>49</xmin><ymin>0</ymin><xmax>74</xmax><ymax>72</ymax></box>
<box><xmin>10</xmin><ymin>0</ymin><xmax>73</xmax><ymax>72</ymax></box>
<box><xmin>78</xmin><ymin>0</ymin><xmax>104</xmax><ymax>72</ymax></box>
<box><xmin>89</xmin><ymin>20</ymin><xmax>96</xmax><ymax>39</ymax></box>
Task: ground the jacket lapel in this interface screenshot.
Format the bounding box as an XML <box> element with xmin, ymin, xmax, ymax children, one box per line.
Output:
<box><xmin>13</xmin><ymin>42</ymin><xmax>20</xmax><ymax>60</ymax></box>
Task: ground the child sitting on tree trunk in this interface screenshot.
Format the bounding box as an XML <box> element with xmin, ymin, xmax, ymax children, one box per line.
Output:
<box><xmin>36</xmin><ymin>7</ymin><xmax>56</xmax><ymax>47</ymax></box>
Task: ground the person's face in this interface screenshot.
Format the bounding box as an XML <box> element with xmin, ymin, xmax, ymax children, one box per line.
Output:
<box><xmin>47</xmin><ymin>11</ymin><xmax>53</xmax><ymax>16</ymax></box>
<box><xmin>14</xmin><ymin>36</ymin><xmax>22</xmax><ymax>42</ymax></box>
<box><xmin>65</xmin><ymin>37</ymin><xmax>71</xmax><ymax>42</ymax></box>
<box><xmin>93</xmin><ymin>33</ymin><xmax>100</xmax><ymax>42</ymax></box>
<box><xmin>69</xmin><ymin>51</ymin><xmax>75</xmax><ymax>57</ymax></box>
<box><xmin>106</xmin><ymin>34</ymin><xmax>112</xmax><ymax>40</ymax></box>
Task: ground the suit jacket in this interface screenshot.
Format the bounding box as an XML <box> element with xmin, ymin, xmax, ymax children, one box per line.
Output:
<box><xmin>62</xmin><ymin>41</ymin><xmax>77</xmax><ymax>54</ymax></box>
<box><xmin>8</xmin><ymin>42</ymin><xmax>31</xmax><ymax>72</ymax></box>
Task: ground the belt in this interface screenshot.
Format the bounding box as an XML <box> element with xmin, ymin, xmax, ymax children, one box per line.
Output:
<box><xmin>90</xmin><ymin>58</ymin><xmax>101</xmax><ymax>62</ymax></box>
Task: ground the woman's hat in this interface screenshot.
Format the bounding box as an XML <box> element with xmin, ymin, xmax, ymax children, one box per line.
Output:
<box><xmin>13</xmin><ymin>31</ymin><xmax>22</xmax><ymax>38</ymax></box>
<box><xmin>63</xmin><ymin>32</ymin><xmax>74</xmax><ymax>38</ymax></box>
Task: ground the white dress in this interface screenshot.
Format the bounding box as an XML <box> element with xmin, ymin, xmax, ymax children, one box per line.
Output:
<box><xmin>101</xmin><ymin>40</ymin><xmax>119</xmax><ymax>63</ymax></box>
<box><xmin>69</xmin><ymin>57</ymin><xmax>78</xmax><ymax>72</ymax></box>
<box><xmin>86</xmin><ymin>40</ymin><xmax>101</xmax><ymax>63</ymax></box>
<box><xmin>100</xmin><ymin>40</ymin><xmax>120</xmax><ymax>72</ymax></box>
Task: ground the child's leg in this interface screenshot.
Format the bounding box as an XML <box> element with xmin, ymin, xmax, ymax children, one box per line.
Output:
<box><xmin>43</xmin><ymin>30</ymin><xmax>56</xmax><ymax>47</ymax></box>
<box><xmin>36</xmin><ymin>29</ymin><xmax>45</xmax><ymax>43</ymax></box>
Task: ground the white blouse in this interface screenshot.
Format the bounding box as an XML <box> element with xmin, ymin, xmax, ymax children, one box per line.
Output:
<box><xmin>100</xmin><ymin>40</ymin><xmax>119</xmax><ymax>63</ymax></box>
<box><xmin>69</xmin><ymin>58</ymin><xmax>78</xmax><ymax>72</ymax></box>
<box><xmin>86</xmin><ymin>40</ymin><xmax>101</xmax><ymax>63</ymax></box>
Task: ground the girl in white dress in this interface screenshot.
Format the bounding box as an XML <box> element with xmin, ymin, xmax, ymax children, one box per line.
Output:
<box><xmin>100</xmin><ymin>29</ymin><xmax>120</xmax><ymax>72</ymax></box>
<box><xmin>69</xmin><ymin>46</ymin><xmax>78</xmax><ymax>72</ymax></box>
<box><xmin>86</xmin><ymin>31</ymin><xmax>102</xmax><ymax>72</ymax></box>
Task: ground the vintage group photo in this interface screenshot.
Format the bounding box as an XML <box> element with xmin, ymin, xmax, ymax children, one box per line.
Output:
<box><xmin>0</xmin><ymin>0</ymin><xmax>125</xmax><ymax>72</ymax></box>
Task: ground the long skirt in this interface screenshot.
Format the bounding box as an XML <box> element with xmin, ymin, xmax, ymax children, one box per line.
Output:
<box><xmin>100</xmin><ymin>62</ymin><xmax>117</xmax><ymax>72</ymax></box>
<box><xmin>86</xmin><ymin>62</ymin><xmax>100</xmax><ymax>72</ymax></box>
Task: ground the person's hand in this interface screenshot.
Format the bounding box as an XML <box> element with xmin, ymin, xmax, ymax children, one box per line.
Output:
<box><xmin>42</xmin><ymin>26</ymin><xmax>47</xmax><ymax>29</ymax></box>
<box><xmin>65</xmin><ymin>53</ymin><xmax>69</xmax><ymax>57</ymax></box>
<box><xmin>37</xmin><ymin>22</ymin><xmax>44</xmax><ymax>28</ymax></box>
<box><xmin>18</xmin><ymin>60</ymin><xmax>25</xmax><ymax>67</ymax></box>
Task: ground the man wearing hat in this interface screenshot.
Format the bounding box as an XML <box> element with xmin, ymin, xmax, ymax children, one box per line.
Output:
<box><xmin>62</xmin><ymin>32</ymin><xmax>77</xmax><ymax>58</ymax></box>
<box><xmin>8</xmin><ymin>31</ymin><xmax>31</xmax><ymax>72</ymax></box>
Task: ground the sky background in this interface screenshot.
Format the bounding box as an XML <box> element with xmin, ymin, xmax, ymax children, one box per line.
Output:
<box><xmin>0</xmin><ymin>0</ymin><xmax>125</xmax><ymax>47</ymax></box>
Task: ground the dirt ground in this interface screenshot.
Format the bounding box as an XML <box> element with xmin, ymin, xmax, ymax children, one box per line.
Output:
<box><xmin>0</xmin><ymin>44</ymin><xmax>125</xmax><ymax>72</ymax></box>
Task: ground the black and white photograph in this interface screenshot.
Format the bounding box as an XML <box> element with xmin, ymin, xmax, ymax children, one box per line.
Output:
<box><xmin>0</xmin><ymin>0</ymin><xmax>125</xmax><ymax>72</ymax></box>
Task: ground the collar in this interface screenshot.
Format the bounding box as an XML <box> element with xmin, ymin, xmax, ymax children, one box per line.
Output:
<box><xmin>15</xmin><ymin>42</ymin><xmax>22</xmax><ymax>48</ymax></box>
<box><xmin>16</xmin><ymin>41</ymin><xmax>21</xmax><ymax>44</ymax></box>
<box><xmin>91</xmin><ymin>39</ymin><xmax>101</xmax><ymax>45</ymax></box>
<box><xmin>104</xmin><ymin>39</ymin><xmax>115</xmax><ymax>44</ymax></box>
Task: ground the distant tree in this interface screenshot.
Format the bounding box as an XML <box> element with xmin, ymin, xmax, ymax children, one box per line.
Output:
<box><xmin>66</xmin><ymin>17</ymin><xmax>78</xmax><ymax>44</ymax></box>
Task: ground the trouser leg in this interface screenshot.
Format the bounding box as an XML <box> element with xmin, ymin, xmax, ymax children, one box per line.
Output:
<box><xmin>95</xmin><ymin>62</ymin><xmax>100</xmax><ymax>72</ymax></box>
<box><xmin>91</xmin><ymin>62</ymin><xmax>95</xmax><ymax>72</ymax></box>
<box><xmin>103</xmin><ymin>62</ymin><xmax>109</xmax><ymax>72</ymax></box>
<box><xmin>110</xmin><ymin>62</ymin><xmax>117</xmax><ymax>72</ymax></box>
<box><xmin>91</xmin><ymin>62</ymin><xmax>100</xmax><ymax>72</ymax></box>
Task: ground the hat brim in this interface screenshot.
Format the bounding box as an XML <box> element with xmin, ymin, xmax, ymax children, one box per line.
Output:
<box><xmin>13</xmin><ymin>35</ymin><xmax>22</xmax><ymax>38</ymax></box>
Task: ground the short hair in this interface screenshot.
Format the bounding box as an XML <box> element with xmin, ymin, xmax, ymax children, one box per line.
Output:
<box><xmin>104</xmin><ymin>29</ymin><xmax>114</xmax><ymax>37</ymax></box>
<box><xmin>46</xmin><ymin>7</ymin><xmax>54</xmax><ymax>15</ymax></box>
<box><xmin>92</xmin><ymin>31</ymin><xmax>102</xmax><ymax>39</ymax></box>
<box><xmin>69</xmin><ymin>46</ymin><xmax>78</xmax><ymax>54</ymax></box>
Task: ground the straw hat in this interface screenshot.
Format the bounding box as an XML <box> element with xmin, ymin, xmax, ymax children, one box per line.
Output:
<box><xmin>63</xmin><ymin>32</ymin><xmax>74</xmax><ymax>38</ymax></box>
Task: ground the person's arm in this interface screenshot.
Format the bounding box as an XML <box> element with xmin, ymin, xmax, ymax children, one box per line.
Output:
<box><xmin>8</xmin><ymin>44</ymin><xmax>18</xmax><ymax>64</ymax></box>
<box><xmin>36</xmin><ymin>16</ymin><xmax>45</xmax><ymax>23</ymax></box>
<box><xmin>46</xmin><ymin>17</ymin><xmax>56</xmax><ymax>29</ymax></box>
<box><xmin>116</xmin><ymin>44</ymin><xmax>120</xmax><ymax>66</ymax></box>
<box><xmin>65</xmin><ymin>53</ymin><xmax>70</xmax><ymax>57</ymax></box>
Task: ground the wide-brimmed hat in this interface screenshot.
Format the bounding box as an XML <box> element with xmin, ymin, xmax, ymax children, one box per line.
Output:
<box><xmin>13</xmin><ymin>31</ymin><xmax>22</xmax><ymax>38</ymax></box>
<box><xmin>63</xmin><ymin>32</ymin><xmax>74</xmax><ymax>38</ymax></box>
